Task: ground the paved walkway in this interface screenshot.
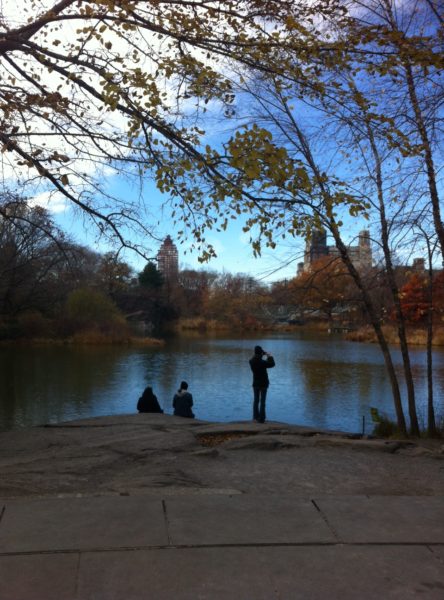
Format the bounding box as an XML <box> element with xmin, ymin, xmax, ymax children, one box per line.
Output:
<box><xmin>0</xmin><ymin>494</ymin><xmax>443</xmax><ymax>599</ymax></box>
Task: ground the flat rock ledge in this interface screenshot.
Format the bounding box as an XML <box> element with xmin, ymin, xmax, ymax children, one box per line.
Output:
<box><xmin>0</xmin><ymin>414</ymin><xmax>443</xmax><ymax>499</ymax></box>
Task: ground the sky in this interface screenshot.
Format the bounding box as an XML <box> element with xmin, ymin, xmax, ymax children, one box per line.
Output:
<box><xmin>48</xmin><ymin>174</ymin><xmax>307</xmax><ymax>283</ymax></box>
<box><xmin>6</xmin><ymin>0</ymin><xmax>432</xmax><ymax>282</ymax></box>
<box><xmin>0</xmin><ymin>0</ymin><xmax>305</xmax><ymax>283</ymax></box>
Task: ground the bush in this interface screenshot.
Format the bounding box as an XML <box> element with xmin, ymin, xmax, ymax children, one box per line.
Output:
<box><xmin>58</xmin><ymin>288</ymin><xmax>131</xmax><ymax>340</ymax></box>
<box><xmin>66</xmin><ymin>288</ymin><xmax>121</xmax><ymax>325</ymax></box>
<box><xmin>17</xmin><ymin>311</ymin><xmax>54</xmax><ymax>338</ymax></box>
<box><xmin>370</xmin><ymin>407</ymin><xmax>398</xmax><ymax>438</ymax></box>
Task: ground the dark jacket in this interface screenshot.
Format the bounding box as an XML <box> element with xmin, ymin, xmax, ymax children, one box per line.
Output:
<box><xmin>173</xmin><ymin>390</ymin><xmax>195</xmax><ymax>418</ymax></box>
<box><xmin>137</xmin><ymin>388</ymin><xmax>163</xmax><ymax>413</ymax></box>
<box><xmin>249</xmin><ymin>354</ymin><xmax>275</xmax><ymax>388</ymax></box>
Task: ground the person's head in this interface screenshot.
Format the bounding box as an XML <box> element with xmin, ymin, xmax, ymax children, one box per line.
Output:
<box><xmin>179</xmin><ymin>381</ymin><xmax>188</xmax><ymax>391</ymax></box>
<box><xmin>143</xmin><ymin>386</ymin><xmax>153</xmax><ymax>395</ymax></box>
<box><xmin>254</xmin><ymin>345</ymin><xmax>265</xmax><ymax>357</ymax></box>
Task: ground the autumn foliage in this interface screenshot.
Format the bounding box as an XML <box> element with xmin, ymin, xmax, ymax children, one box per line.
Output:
<box><xmin>399</xmin><ymin>272</ymin><xmax>444</xmax><ymax>325</ymax></box>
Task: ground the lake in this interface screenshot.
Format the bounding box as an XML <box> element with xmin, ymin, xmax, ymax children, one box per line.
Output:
<box><xmin>1</xmin><ymin>332</ymin><xmax>443</xmax><ymax>433</ymax></box>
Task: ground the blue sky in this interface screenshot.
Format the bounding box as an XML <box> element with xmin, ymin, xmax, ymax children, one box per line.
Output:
<box><xmin>51</xmin><ymin>175</ymin><xmax>306</xmax><ymax>283</ymax></box>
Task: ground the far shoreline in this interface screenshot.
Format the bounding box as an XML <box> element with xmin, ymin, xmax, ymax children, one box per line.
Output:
<box><xmin>1</xmin><ymin>321</ymin><xmax>444</xmax><ymax>347</ymax></box>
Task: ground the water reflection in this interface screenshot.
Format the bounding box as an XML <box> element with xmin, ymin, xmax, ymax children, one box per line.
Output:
<box><xmin>1</xmin><ymin>333</ymin><xmax>444</xmax><ymax>432</ymax></box>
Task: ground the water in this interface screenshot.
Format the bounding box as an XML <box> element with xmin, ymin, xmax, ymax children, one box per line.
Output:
<box><xmin>1</xmin><ymin>332</ymin><xmax>444</xmax><ymax>433</ymax></box>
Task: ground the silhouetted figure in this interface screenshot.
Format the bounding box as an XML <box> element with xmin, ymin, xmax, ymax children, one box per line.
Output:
<box><xmin>173</xmin><ymin>381</ymin><xmax>195</xmax><ymax>418</ymax></box>
<box><xmin>249</xmin><ymin>345</ymin><xmax>275</xmax><ymax>423</ymax></box>
<box><xmin>137</xmin><ymin>386</ymin><xmax>163</xmax><ymax>413</ymax></box>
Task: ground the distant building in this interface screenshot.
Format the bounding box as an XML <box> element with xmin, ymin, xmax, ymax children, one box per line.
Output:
<box><xmin>156</xmin><ymin>235</ymin><xmax>179</xmax><ymax>282</ymax></box>
<box><xmin>412</xmin><ymin>258</ymin><xmax>425</xmax><ymax>272</ymax></box>
<box><xmin>297</xmin><ymin>229</ymin><xmax>372</xmax><ymax>275</ymax></box>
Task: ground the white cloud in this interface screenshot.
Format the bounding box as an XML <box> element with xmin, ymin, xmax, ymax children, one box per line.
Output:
<box><xmin>28</xmin><ymin>190</ymin><xmax>68</xmax><ymax>214</ymax></box>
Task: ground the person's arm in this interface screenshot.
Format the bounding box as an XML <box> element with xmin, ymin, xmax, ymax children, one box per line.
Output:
<box><xmin>265</xmin><ymin>354</ymin><xmax>275</xmax><ymax>368</ymax></box>
<box><xmin>188</xmin><ymin>393</ymin><xmax>193</xmax><ymax>407</ymax></box>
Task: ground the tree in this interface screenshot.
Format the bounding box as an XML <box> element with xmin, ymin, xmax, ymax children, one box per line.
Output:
<box><xmin>205</xmin><ymin>272</ymin><xmax>268</xmax><ymax>327</ymax></box>
<box><xmin>290</xmin><ymin>256</ymin><xmax>359</xmax><ymax>323</ymax></box>
<box><xmin>0</xmin><ymin>0</ymin><xmax>314</xmax><ymax>256</ymax></box>
<box><xmin>203</xmin><ymin>0</ymin><xmax>442</xmax><ymax>436</ymax></box>
<box><xmin>176</xmin><ymin>268</ymin><xmax>217</xmax><ymax>318</ymax></box>
<box><xmin>0</xmin><ymin>194</ymin><xmax>68</xmax><ymax>318</ymax></box>
<box><xmin>138</xmin><ymin>262</ymin><xmax>164</xmax><ymax>289</ymax></box>
<box><xmin>1</xmin><ymin>2</ymin><xmax>441</xmax><ymax>261</ymax></box>
<box><xmin>96</xmin><ymin>252</ymin><xmax>132</xmax><ymax>298</ymax></box>
<box><xmin>399</xmin><ymin>274</ymin><xmax>429</xmax><ymax>324</ymax></box>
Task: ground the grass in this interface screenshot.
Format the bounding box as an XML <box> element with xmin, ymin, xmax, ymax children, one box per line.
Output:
<box><xmin>347</xmin><ymin>325</ymin><xmax>444</xmax><ymax>346</ymax></box>
<box><xmin>1</xmin><ymin>331</ymin><xmax>164</xmax><ymax>346</ymax></box>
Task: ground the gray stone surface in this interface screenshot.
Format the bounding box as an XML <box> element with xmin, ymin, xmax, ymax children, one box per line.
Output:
<box><xmin>165</xmin><ymin>494</ymin><xmax>334</xmax><ymax>545</ymax></box>
<box><xmin>1</xmin><ymin>415</ymin><xmax>444</xmax><ymax>599</ymax></box>
<box><xmin>430</xmin><ymin>545</ymin><xmax>444</xmax><ymax>563</ymax></box>
<box><xmin>314</xmin><ymin>495</ymin><xmax>444</xmax><ymax>543</ymax></box>
<box><xmin>0</xmin><ymin>496</ymin><xmax>167</xmax><ymax>552</ymax></box>
<box><xmin>0</xmin><ymin>553</ymin><xmax>78</xmax><ymax>600</ymax></box>
<box><xmin>1</xmin><ymin>415</ymin><xmax>443</xmax><ymax>498</ymax></box>
<box><xmin>77</xmin><ymin>545</ymin><xmax>444</xmax><ymax>600</ymax></box>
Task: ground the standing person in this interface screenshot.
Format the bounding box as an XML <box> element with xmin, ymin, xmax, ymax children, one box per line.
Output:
<box><xmin>137</xmin><ymin>386</ymin><xmax>164</xmax><ymax>413</ymax></box>
<box><xmin>249</xmin><ymin>345</ymin><xmax>275</xmax><ymax>423</ymax></box>
<box><xmin>173</xmin><ymin>381</ymin><xmax>195</xmax><ymax>418</ymax></box>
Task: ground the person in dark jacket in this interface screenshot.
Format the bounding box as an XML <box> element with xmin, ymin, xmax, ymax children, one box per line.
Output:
<box><xmin>249</xmin><ymin>345</ymin><xmax>275</xmax><ymax>423</ymax></box>
<box><xmin>173</xmin><ymin>381</ymin><xmax>195</xmax><ymax>418</ymax></box>
<box><xmin>137</xmin><ymin>386</ymin><xmax>163</xmax><ymax>413</ymax></box>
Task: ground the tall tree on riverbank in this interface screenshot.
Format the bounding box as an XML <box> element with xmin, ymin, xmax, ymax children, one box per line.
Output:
<box><xmin>0</xmin><ymin>194</ymin><xmax>68</xmax><ymax>319</ymax></box>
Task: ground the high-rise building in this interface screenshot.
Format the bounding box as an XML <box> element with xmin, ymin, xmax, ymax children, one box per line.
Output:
<box><xmin>156</xmin><ymin>235</ymin><xmax>179</xmax><ymax>281</ymax></box>
<box><xmin>303</xmin><ymin>229</ymin><xmax>329</xmax><ymax>271</ymax></box>
<box><xmin>299</xmin><ymin>229</ymin><xmax>373</xmax><ymax>274</ymax></box>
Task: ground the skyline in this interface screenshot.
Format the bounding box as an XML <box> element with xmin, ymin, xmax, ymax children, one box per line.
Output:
<box><xmin>4</xmin><ymin>0</ymin><xmax>440</xmax><ymax>285</ymax></box>
<box><xmin>31</xmin><ymin>171</ymin><xmax>434</xmax><ymax>283</ymax></box>
<box><xmin>53</xmin><ymin>199</ymin><xmax>306</xmax><ymax>283</ymax></box>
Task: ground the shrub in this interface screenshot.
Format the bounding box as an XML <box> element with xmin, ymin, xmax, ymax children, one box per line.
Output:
<box><xmin>370</xmin><ymin>407</ymin><xmax>398</xmax><ymax>438</ymax></box>
<box><xmin>17</xmin><ymin>311</ymin><xmax>54</xmax><ymax>338</ymax></box>
<box><xmin>66</xmin><ymin>288</ymin><xmax>121</xmax><ymax>325</ymax></box>
<box><xmin>59</xmin><ymin>288</ymin><xmax>131</xmax><ymax>340</ymax></box>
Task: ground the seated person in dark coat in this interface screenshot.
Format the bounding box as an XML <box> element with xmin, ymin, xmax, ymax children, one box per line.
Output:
<box><xmin>137</xmin><ymin>386</ymin><xmax>163</xmax><ymax>413</ymax></box>
<box><xmin>173</xmin><ymin>381</ymin><xmax>195</xmax><ymax>418</ymax></box>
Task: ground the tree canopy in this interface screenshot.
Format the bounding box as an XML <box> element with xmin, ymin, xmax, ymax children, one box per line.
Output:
<box><xmin>2</xmin><ymin>0</ymin><xmax>440</xmax><ymax>260</ymax></box>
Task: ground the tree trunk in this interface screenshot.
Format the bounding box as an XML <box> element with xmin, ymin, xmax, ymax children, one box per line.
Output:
<box><xmin>403</xmin><ymin>61</ymin><xmax>444</xmax><ymax>268</ymax></box>
<box><xmin>329</xmin><ymin>221</ymin><xmax>408</xmax><ymax>437</ymax></box>
<box><xmin>284</xmin><ymin>105</ymin><xmax>408</xmax><ymax>436</ymax></box>
<box><xmin>425</xmin><ymin>237</ymin><xmax>437</xmax><ymax>436</ymax></box>
<box><xmin>363</xmin><ymin>112</ymin><xmax>419</xmax><ymax>435</ymax></box>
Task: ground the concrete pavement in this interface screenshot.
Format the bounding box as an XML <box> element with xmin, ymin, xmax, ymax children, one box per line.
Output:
<box><xmin>1</xmin><ymin>493</ymin><xmax>443</xmax><ymax>599</ymax></box>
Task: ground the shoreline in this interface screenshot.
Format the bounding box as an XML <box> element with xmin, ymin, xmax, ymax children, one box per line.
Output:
<box><xmin>1</xmin><ymin>322</ymin><xmax>444</xmax><ymax>347</ymax></box>
<box><xmin>0</xmin><ymin>335</ymin><xmax>165</xmax><ymax>347</ymax></box>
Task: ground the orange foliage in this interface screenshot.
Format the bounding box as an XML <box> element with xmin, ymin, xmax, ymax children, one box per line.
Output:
<box><xmin>399</xmin><ymin>271</ymin><xmax>444</xmax><ymax>325</ymax></box>
<box><xmin>399</xmin><ymin>273</ymin><xmax>429</xmax><ymax>323</ymax></box>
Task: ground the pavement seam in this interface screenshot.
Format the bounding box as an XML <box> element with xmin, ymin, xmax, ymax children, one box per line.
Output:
<box><xmin>1</xmin><ymin>542</ymin><xmax>443</xmax><ymax>557</ymax></box>
<box><xmin>427</xmin><ymin>544</ymin><xmax>444</xmax><ymax>566</ymax></box>
<box><xmin>310</xmin><ymin>499</ymin><xmax>342</xmax><ymax>542</ymax></box>
<box><xmin>74</xmin><ymin>552</ymin><xmax>81</xmax><ymax>598</ymax></box>
<box><xmin>162</xmin><ymin>499</ymin><xmax>172</xmax><ymax>545</ymax></box>
<box><xmin>0</xmin><ymin>504</ymin><xmax>5</xmax><ymax>527</ymax></box>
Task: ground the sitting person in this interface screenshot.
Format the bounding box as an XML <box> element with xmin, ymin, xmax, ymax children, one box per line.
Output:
<box><xmin>137</xmin><ymin>386</ymin><xmax>163</xmax><ymax>413</ymax></box>
<box><xmin>173</xmin><ymin>381</ymin><xmax>195</xmax><ymax>418</ymax></box>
